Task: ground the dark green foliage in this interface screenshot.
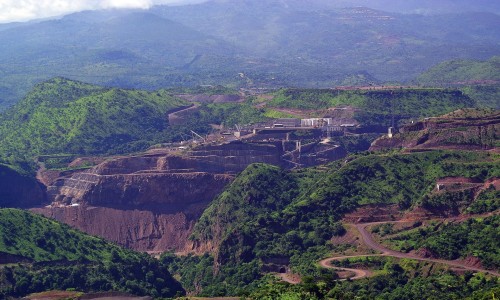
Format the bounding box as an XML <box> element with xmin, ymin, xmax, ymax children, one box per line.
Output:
<box><xmin>250</xmin><ymin>264</ymin><xmax>499</xmax><ymax>300</ymax></box>
<box><xmin>186</xmin><ymin>151</ymin><xmax>498</xmax><ymax>295</ymax></box>
<box><xmin>0</xmin><ymin>78</ymin><xmax>187</xmax><ymax>160</ymax></box>
<box><xmin>468</xmin><ymin>185</ymin><xmax>500</xmax><ymax>214</ymax></box>
<box><xmin>3</xmin><ymin>258</ymin><xmax>182</xmax><ymax>298</ymax></box>
<box><xmin>421</xmin><ymin>190</ymin><xmax>474</xmax><ymax>214</ymax></box>
<box><xmin>0</xmin><ymin>164</ymin><xmax>45</xmax><ymax>208</ymax></box>
<box><xmin>389</xmin><ymin>216</ymin><xmax>500</xmax><ymax>269</ymax></box>
<box><xmin>0</xmin><ymin>209</ymin><xmax>184</xmax><ymax>298</ymax></box>
<box><xmin>161</xmin><ymin>252</ymin><xmax>264</xmax><ymax>297</ymax></box>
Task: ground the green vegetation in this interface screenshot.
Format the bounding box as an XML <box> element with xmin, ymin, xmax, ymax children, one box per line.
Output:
<box><xmin>418</xmin><ymin>56</ymin><xmax>500</xmax><ymax>85</ymax></box>
<box><xmin>386</xmin><ymin>216</ymin><xmax>500</xmax><ymax>269</ymax></box>
<box><xmin>0</xmin><ymin>209</ymin><xmax>131</xmax><ymax>261</ymax></box>
<box><xmin>0</xmin><ymin>209</ymin><xmax>184</xmax><ymax>298</ymax></box>
<box><xmin>249</xmin><ymin>260</ymin><xmax>499</xmax><ymax>300</ymax></box>
<box><xmin>263</xmin><ymin>109</ymin><xmax>299</xmax><ymax>119</ymax></box>
<box><xmin>417</xmin><ymin>56</ymin><xmax>500</xmax><ymax>108</ymax></box>
<box><xmin>268</xmin><ymin>88</ymin><xmax>474</xmax><ymax>127</ymax></box>
<box><xmin>195</xmin><ymin>102</ymin><xmax>268</xmax><ymax>127</ymax></box>
<box><xmin>461</xmin><ymin>85</ymin><xmax>500</xmax><ymax>109</ymax></box>
<box><xmin>468</xmin><ymin>185</ymin><xmax>500</xmax><ymax>214</ymax></box>
<box><xmin>0</xmin><ymin>78</ymin><xmax>187</xmax><ymax>162</ymax></box>
<box><xmin>178</xmin><ymin>150</ymin><xmax>499</xmax><ymax>296</ymax></box>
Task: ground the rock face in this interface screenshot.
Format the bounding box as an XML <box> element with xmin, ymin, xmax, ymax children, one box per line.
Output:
<box><xmin>32</xmin><ymin>205</ymin><xmax>202</xmax><ymax>252</ymax></box>
<box><xmin>34</xmin><ymin>142</ymin><xmax>285</xmax><ymax>252</ymax></box>
<box><xmin>50</xmin><ymin>172</ymin><xmax>232</xmax><ymax>207</ymax></box>
<box><xmin>34</xmin><ymin>141</ymin><xmax>348</xmax><ymax>252</ymax></box>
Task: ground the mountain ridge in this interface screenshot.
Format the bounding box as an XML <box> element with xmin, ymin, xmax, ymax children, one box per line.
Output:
<box><xmin>0</xmin><ymin>2</ymin><xmax>499</xmax><ymax>109</ymax></box>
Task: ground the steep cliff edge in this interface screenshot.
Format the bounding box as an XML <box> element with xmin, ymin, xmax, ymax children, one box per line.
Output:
<box><xmin>33</xmin><ymin>142</ymin><xmax>285</xmax><ymax>252</ymax></box>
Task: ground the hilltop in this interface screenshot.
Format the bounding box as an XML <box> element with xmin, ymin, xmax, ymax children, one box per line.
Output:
<box><xmin>172</xmin><ymin>148</ymin><xmax>499</xmax><ymax>296</ymax></box>
<box><xmin>265</xmin><ymin>87</ymin><xmax>475</xmax><ymax>129</ymax></box>
<box><xmin>418</xmin><ymin>56</ymin><xmax>500</xmax><ymax>86</ymax></box>
<box><xmin>0</xmin><ymin>78</ymin><xmax>187</xmax><ymax>161</ymax></box>
<box><xmin>417</xmin><ymin>57</ymin><xmax>500</xmax><ymax>108</ymax></box>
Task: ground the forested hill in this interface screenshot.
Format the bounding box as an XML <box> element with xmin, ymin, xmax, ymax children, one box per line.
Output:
<box><xmin>0</xmin><ymin>78</ymin><xmax>187</xmax><ymax>162</ymax></box>
<box><xmin>0</xmin><ymin>209</ymin><xmax>184</xmax><ymax>298</ymax></box>
<box><xmin>268</xmin><ymin>88</ymin><xmax>476</xmax><ymax>128</ymax></box>
<box><xmin>418</xmin><ymin>56</ymin><xmax>500</xmax><ymax>85</ymax></box>
<box><xmin>177</xmin><ymin>150</ymin><xmax>499</xmax><ymax>296</ymax></box>
<box><xmin>417</xmin><ymin>57</ymin><xmax>500</xmax><ymax>108</ymax></box>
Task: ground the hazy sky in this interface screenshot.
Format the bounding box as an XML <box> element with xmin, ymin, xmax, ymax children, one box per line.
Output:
<box><xmin>0</xmin><ymin>0</ymin><xmax>208</xmax><ymax>23</ymax></box>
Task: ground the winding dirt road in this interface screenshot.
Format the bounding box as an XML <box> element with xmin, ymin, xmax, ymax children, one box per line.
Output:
<box><xmin>320</xmin><ymin>219</ymin><xmax>500</xmax><ymax>279</ymax></box>
<box><xmin>319</xmin><ymin>255</ymin><xmax>376</xmax><ymax>280</ymax></box>
<box><xmin>354</xmin><ymin>222</ymin><xmax>500</xmax><ymax>276</ymax></box>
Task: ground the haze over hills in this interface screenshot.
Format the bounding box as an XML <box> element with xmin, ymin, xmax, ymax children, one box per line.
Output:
<box><xmin>0</xmin><ymin>1</ymin><xmax>499</xmax><ymax>298</ymax></box>
<box><xmin>0</xmin><ymin>0</ymin><xmax>499</xmax><ymax>109</ymax></box>
<box><xmin>287</xmin><ymin>0</ymin><xmax>500</xmax><ymax>14</ymax></box>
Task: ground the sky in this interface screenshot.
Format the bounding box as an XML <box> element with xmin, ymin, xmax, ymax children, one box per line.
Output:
<box><xmin>0</xmin><ymin>0</ymin><xmax>208</xmax><ymax>23</ymax></box>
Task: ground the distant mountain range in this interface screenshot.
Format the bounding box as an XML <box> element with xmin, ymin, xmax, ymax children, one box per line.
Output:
<box><xmin>0</xmin><ymin>0</ymin><xmax>499</xmax><ymax>109</ymax></box>
<box><xmin>278</xmin><ymin>0</ymin><xmax>500</xmax><ymax>14</ymax></box>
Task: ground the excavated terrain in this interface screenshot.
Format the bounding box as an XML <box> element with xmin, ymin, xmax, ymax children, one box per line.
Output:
<box><xmin>370</xmin><ymin>109</ymin><xmax>499</xmax><ymax>151</ymax></box>
<box><xmin>32</xmin><ymin>142</ymin><xmax>286</xmax><ymax>252</ymax></box>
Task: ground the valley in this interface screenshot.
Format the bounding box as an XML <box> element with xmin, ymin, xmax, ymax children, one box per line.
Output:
<box><xmin>0</xmin><ymin>1</ymin><xmax>499</xmax><ymax>299</ymax></box>
<box><xmin>0</xmin><ymin>78</ymin><xmax>498</xmax><ymax>298</ymax></box>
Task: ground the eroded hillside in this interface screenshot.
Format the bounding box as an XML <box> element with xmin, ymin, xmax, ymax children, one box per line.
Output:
<box><xmin>371</xmin><ymin>109</ymin><xmax>500</xmax><ymax>151</ymax></box>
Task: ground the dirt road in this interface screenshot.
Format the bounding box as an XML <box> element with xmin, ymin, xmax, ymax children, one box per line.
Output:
<box><xmin>354</xmin><ymin>222</ymin><xmax>500</xmax><ymax>276</ymax></box>
<box><xmin>319</xmin><ymin>212</ymin><xmax>500</xmax><ymax>280</ymax></box>
<box><xmin>319</xmin><ymin>255</ymin><xmax>376</xmax><ymax>280</ymax></box>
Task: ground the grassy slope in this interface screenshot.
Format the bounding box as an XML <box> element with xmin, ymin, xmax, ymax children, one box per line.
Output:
<box><xmin>0</xmin><ymin>208</ymin><xmax>135</xmax><ymax>262</ymax></box>
<box><xmin>0</xmin><ymin>78</ymin><xmax>187</xmax><ymax>160</ymax></box>
<box><xmin>417</xmin><ymin>56</ymin><xmax>500</xmax><ymax>85</ymax></box>
<box><xmin>267</xmin><ymin>88</ymin><xmax>475</xmax><ymax>127</ymax></box>
<box><xmin>417</xmin><ymin>56</ymin><xmax>500</xmax><ymax>108</ymax></box>
<box><xmin>0</xmin><ymin>209</ymin><xmax>184</xmax><ymax>298</ymax></box>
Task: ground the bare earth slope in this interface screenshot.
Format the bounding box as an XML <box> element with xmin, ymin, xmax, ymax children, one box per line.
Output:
<box><xmin>370</xmin><ymin>109</ymin><xmax>499</xmax><ymax>151</ymax></box>
<box><xmin>32</xmin><ymin>142</ymin><xmax>284</xmax><ymax>252</ymax></box>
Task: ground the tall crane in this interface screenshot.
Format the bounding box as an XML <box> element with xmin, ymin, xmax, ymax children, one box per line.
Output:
<box><xmin>191</xmin><ymin>130</ymin><xmax>206</xmax><ymax>143</ymax></box>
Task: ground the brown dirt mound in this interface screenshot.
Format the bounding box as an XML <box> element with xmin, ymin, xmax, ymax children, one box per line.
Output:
<box><xmin>69</xmin><ymin>157</ymin><xmax>106</xmax><ymax>168</ymax></box>
<box><xmin>26</xmin><ymin>291</ymin><xmax>81</xmax><ymax>300</ymax></box>
<box><xmin>461</xmin><ymin>256</ymin><xmax>484</xmax><ymax>269</ymax></box>
<box><xmin>437</xmin><ymin>177</ymin><xmax>482</xmax><ymax>184</ymax></box>
<box><xmin>413</xmin><ymin>248</ymin><xmax>436</xmax><ymax>259</ymax></box>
